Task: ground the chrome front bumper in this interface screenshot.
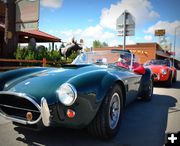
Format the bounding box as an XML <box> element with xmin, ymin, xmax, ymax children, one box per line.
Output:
<box><xmin>0</xmin><ymin>92</ymin><xmax>50</xmax><ymax>127</ymax></box>
<box><xmin>41</xmin><ymin>97</ymin><xmax>50</xmax><ymax>127</ymax></box>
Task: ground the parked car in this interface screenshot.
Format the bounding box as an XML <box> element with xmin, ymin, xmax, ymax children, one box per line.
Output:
<box><xmin>144</xmin><ymin>59</ymin><xmax>177</xmax><ymax>87</ymax></box>
<box><xmin>0</xmin><ymin>50</ymin><xmax>153</xmax><ymax>139</ymax></box>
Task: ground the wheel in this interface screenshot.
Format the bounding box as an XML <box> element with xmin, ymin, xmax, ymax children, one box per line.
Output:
<box><xmin>165</xmin><ymin>72</ymin><xmax>172</xmax><ymax>87</ymax></box>
<box><xmin>87</xmin><ymin>84</ymin><xmax>123</xmax><ymax>139</ymax></box>
<box><xmin>141</xmin><ymin>77</ymin><xmax>153</xmax><ymax>101</ymax></box>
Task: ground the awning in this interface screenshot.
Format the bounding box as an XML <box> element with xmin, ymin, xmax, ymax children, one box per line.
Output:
<box><xmin>17</xmin><ymin>29</ymin><xmax>61</xmax><ymax>43</ymax></box>
<box><xmin>156</xmin><ymin>50</ymin><xmax>171</xmax><ymax>58</ymax></box>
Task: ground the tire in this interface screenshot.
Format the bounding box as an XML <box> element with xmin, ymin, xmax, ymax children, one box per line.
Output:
<box><xmin>87</xmin><ymin>84</ymin><xmax>123</xmax><ymax>139</ymax></box>
<box><xmin>165</xmin><ymin>72</ymin><xmax>172</xmax><ymax>87</ymax></box>
<box><xmin>173</xmin><ymin>72</ymin><xmax>177</xmax><ymax>83</ymax></box>
<box><xmin>141</xmin><ymin>77</ymin><xmax>153</xmax><ymax>101</ymax></box>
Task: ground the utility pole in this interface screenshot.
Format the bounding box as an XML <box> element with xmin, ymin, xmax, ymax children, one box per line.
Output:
<box><xmin>3</xmin><ymin>0</ymin><xmax>17</xmax><ymax>58</ymax></box>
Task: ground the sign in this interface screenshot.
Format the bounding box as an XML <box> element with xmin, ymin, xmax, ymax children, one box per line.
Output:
<box><xmin>16</xmin><ymin>0</ymin><xmax>40</xmax><ymax>31</ymax></box>
<box><xmin>116</xmin><ymin>10</ymin><xmax>135</xmax><ymax>50</ymax></box>
<box><xmin>155</xmin><ymin>29</ymin><xmax>165</xmax><ymax>36</ymax></box>
<box><xmin>16</xmin><ymin>22</ymin><xmax>38</xmax><ymax>31</ymax></box>
<box><xmin>159</xmin><ymin>37</ymin><xmax>171</xmax><ymax>51</ymax></box>
<box><xmin>7</xmin><ymin>31</ymin><xmax>13</xmax><ymax>39</ymax></box>
<box><xmin>116</xmin><ymin>11</ymin><xmax>135</xmax><ymax>36</ymax></box>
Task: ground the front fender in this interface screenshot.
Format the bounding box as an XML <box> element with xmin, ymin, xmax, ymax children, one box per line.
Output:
<box><xmin>138</xmin><ymin>67</ymin><xmax>152</xmax><ymax>93</ymax></box>
<box><xmin>67</xmin><ymin>70</ymin><xmax>118</xmax><ymax>102</ymax></box>
<box><xmin>58</xmin><ymin>70</ymin><xmax>121</xmax><ymax>128</ymax></box>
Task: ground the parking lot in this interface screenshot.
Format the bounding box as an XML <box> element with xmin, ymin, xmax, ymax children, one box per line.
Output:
<box><xmin>0</xmin><ymin>71</ymin><xmax>180</xmax><ymax>146</ymax></box>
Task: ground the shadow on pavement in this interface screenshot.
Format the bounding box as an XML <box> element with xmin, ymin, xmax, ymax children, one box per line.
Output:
<box><xmin>14</xmin><ymin>94</ymin><xmax>177</xmax><ymax>146</ymax></box>
<box><xmin>153</xmin><ymin>79</ymin><xmax>180</xmax><ymax>89</ymax></box>
<box><xmin>172</xmin><ymin>81</ymin><xmax>180</xmax><ymax>89</ymax></box>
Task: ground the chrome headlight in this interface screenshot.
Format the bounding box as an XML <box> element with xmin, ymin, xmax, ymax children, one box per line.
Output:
<box><xmin>56</xmin><ymin>83</ymin><xmax>77</xmax><ymax>106</ymax></box>
<box><xmin>161</xmin><ymin>69</ymin><xmax>167</xmax><ymax>75</ymax></box>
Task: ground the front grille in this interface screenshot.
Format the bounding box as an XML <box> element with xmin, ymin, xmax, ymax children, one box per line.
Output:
<box><xmin>0</xmin><ymin>92</ymin><xmax>41</xmax><ymax>123</ymax></box>
<box><xmin>153</xmin><ymin>73</ymin><xmax>158</xmax><ymax>78</ymax></box>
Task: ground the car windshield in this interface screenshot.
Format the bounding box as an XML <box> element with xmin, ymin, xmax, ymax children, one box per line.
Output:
<box><xmin>72</xmin><ymin>50</ymin><xmax>136</xmax><ymax>70</ymax></box>
<box><xmin>144</xmin><ymin>59</ymin><xmax>170</xmax><ymax>66</ymax></box>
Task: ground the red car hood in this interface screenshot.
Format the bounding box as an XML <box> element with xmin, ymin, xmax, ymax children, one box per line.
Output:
<box><xmin>147</xmin><ymin>65</ymin><xmax>169</xmax><ymax>74</ymax></box>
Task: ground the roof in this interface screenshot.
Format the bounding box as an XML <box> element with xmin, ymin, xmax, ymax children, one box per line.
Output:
<box><xmin>17</xmin><ymin>29</ymin><xmax>61</xmax><ymax>43</ymax></box>
<box><xmin>94</xmin><ymin>43</ymin><xmax>162</xmax><ymax>50</ymax></box>
<box><xmin>0</xmin><ymin>24</ymin><xmax>61</xmax><ymax>42</ymax></box>
<box><xmin>156</xmin><ymin>50</ymin><xmax>171</xmax><ymax>58</ymax></box>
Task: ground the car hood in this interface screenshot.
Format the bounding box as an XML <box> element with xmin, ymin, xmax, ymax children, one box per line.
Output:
<box><xmin>147</xmin><ymin>65</ymin><xmax>169</xmax><ymax>73</ymax></box>
<box><xmin>4</xmin><ymin>64</ymin><xmax>106</xmax><ymax>105</ymax></box>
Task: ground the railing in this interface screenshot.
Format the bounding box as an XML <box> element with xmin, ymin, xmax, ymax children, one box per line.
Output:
<box><xmin>0</xmin><ymin>58</ymin><xmax>66</xmax><ymax>71</ymax></box>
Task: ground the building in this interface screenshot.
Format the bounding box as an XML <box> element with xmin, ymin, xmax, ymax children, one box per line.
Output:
<box><xmin>0</xmin><ymin>1</ymin><xmax>61</xmax><ymax>58</ymax></box>
<box><xmin>94</xmin><ymin>43</ymin><xmax>173</xmax><ymax>64</ymax></box>
<box><xmin>94</xmin><ymin>43</ymin><xmax>180</xmax><ymax>69</ymax></box>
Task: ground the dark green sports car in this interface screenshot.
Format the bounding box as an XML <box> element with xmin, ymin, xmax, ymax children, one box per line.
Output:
<box><xmin>0</xmin><ymin>50</ymin><xmax>153</xmax><ymax>139</ymax></box>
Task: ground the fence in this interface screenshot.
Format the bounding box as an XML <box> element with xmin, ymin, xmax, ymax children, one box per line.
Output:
<box><xmin>0</xmin><ymin>58</ymin><xmax>64</xmax><ymax>71</ymax></box>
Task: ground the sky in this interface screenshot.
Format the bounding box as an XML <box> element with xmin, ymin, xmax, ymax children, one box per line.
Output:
<box><xmin>38</xmin><ymin>0</ymin><xmax>180</xmax><ymax>59</ymax></box>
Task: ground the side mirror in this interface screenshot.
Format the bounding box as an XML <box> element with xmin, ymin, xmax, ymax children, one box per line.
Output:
<box><xmin>133</xmin><ymin>65</ymin><xmax>145</xmax><ymax>75</ymax></box>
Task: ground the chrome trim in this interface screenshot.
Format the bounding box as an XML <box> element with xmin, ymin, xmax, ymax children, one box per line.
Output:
<box><xmin>56</xmin><ymin>83</ymin><xmax>77</xmax><ymax>106</ymax></box>
<box><xmin>0</xmin><ymin>104</ymin><xmax>40</xmax><ymax>113</ymax></box>
<box><xmin>41</xmin><ymin>97</ymin><xmax>50</xmax><ymax>127</ymax></box>
<box><xmin>0</xmin><ymin>91</ymin><xmax>42</xmax><ymax>125</ymax></box>
<box><xmin>157</xmin><ymin>73</ymin><xmax>160</xmax><ymax>80</ymax></box>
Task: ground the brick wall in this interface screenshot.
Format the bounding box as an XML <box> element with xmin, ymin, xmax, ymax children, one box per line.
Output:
<box><xmin>94</xmin><ymin>43</ymin><xmax>158</xmax><ymax>64</ymax></box>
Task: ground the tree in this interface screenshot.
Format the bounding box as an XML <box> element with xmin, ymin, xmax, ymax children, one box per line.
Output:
<box><xmin>102</xmin><ymin>42</ymin><xmax>108</xmax><ymax>47</ymax></box>
<box><xmin>92</xmin><ymin>40</ymin><xmax>108</xmax><ymax>48</ymax></box>
<box><xmin>93</xmin><ymin>40</ymin><xmax>102</xmax><ymax>48</ymax></box>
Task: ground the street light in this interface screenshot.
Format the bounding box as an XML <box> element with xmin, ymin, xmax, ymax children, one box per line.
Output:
<box><xmin>173</xmin><ymin>25</ymin><xmax>180</xmax><ymax>66</ymax></box>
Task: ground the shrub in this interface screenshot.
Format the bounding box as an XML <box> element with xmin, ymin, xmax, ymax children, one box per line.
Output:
<box><xmin>14</xmin><ymin>46</ymin><xmax>79</xmax><ymax>66</ymax></box>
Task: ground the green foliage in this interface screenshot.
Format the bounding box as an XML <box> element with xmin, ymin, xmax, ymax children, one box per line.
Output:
<box><xmin>102</xmin><ymin>42</ymin><xmax>108</xmax><ymax>47</ymax></box>
<box><xmin>66</xmin><ymin>51</ymin><xmax>79</xmax><ymax>63</ymax></box>
<box><xmin>93</xmin><ymin>40</ymin><xmax>102</xmax><ymax>48</ymax></box>
<box><xmin>92</xmin><ymin>40</ymin><xmax>108</xmax><ymax>48</ymax></box>
<box><xmin>14</xmin><ymin>46</ymin><xmax>79</xmax><ymax>66</ymax></box>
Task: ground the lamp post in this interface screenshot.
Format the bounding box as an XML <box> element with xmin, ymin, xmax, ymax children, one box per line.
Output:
<box><xmin>173</xmin><ymin>25</ymin><xmax>180</xmax><ymax>66</ymax></box>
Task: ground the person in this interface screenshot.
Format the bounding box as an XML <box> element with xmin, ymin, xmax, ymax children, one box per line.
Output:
<box><xmin>116</xmin><ymin>52</ymin><xmax>131</xmax><ymax>69</ymax></box>
<box><xmin>116</xmin><ymin>51</ymin><xmax>145</xmax><ymax>74</ymax></box>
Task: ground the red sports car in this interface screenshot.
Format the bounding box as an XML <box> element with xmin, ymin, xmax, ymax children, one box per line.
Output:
<box><xmin>144</xmin><ymin>59</ymin><xmax>177</xmax><ymax>87</ymax></box>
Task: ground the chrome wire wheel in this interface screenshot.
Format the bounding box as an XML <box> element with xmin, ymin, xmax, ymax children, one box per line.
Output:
<box><xmin>108</xmin><ymin>92</ymin><xmax>121</xmax><ymax>130</ymax></box>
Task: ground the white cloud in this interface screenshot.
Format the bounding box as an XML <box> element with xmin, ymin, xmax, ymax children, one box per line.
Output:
<box><xmin>42</xmin><ymin>0</ymin><xmax>164</xmax><ymax>48</ymax></box>
<box><xmin>59</xmin><ymin>25</ymin><xmax>116</xmax><ymax>47</ymax></box>
<box><xmin>126</xmin><ymin>38</ymin><xmax>136</xmax><ymax>44</ymax></box>
<box><xmin>109</xmin><ymin>39</ymin><xmax>119</xmax><ymax>47</ymax></box>
<box><xmin>100</xmin><ymin>0</ymin><xmax>159</xmax><ymax>30</ymax></box>
<box><xmin>41</xmin><ymin>0</ymin><xmax>63</xmax><ymax>8</ymax></box>
<box><xmin>82</xmin><ymin>25</ymin><xmax>115</xmax><ymax>40</ymax></box>
<box><xmin>145</xmin><ymin>20</ymin><xmax>180</xmax><ymax>36</ymax></box>
<box><xmin>144</xmin><ymin>35</ymin><xmax>153</xmax><ymax>41</ymax></box>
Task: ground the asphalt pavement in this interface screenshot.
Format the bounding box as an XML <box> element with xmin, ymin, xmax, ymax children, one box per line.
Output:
<box><xmin>0</xmin><ymin>71</ymin><xmax>180</xmax><ymax>146</ymax></box>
